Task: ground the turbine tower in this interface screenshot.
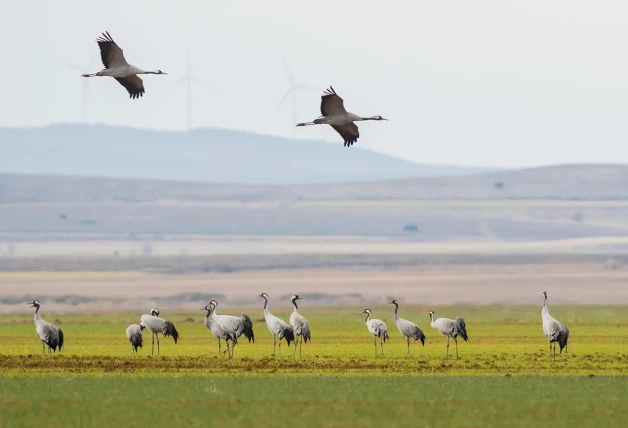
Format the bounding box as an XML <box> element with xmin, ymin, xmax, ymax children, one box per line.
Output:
<box><xmin>65</xmin><ymin>57</ymin><xmax>98</xmax><ymax>123</ymax></box>
<box><xmin>174</xmin><ymin>50</ymin><xmax>214</xmax><ymax>131</ymax></box>
<box><xmin>277</xmin><ymin>60</ymin><xmax>316</xmax><ymax>140</ymax></box>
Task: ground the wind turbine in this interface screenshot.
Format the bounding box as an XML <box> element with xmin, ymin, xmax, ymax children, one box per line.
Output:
<box><xmin>277</xmin><ymin>60</ymin><xmax>317</xmax><ymax>140</ymax></box>
<box><xmin>65</xmin><ymin>57</ymin><xmax>98</xmax><ymax>123</ymax></box>
<box><xmin>174</xmin><ymin>50</ymin><xmax>214</xmax><ymax>131</ymax></box>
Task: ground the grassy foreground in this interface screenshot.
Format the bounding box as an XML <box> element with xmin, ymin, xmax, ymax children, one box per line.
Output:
<box><xmin>1</xmin><ymin>305</ymin><xmax>628</xmax><ymax>426</ymax></box>
<box><xmin>0</xmin><ymin>375</ymin><xmax>626</xmax><ymax>427</ymax></box>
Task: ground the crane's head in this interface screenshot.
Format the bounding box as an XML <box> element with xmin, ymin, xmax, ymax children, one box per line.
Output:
<box><xmin>29</xmin><ymin>300</ymin><xmax>41</xmax><ymax>308</ymax></box>
<box><xmin>291</xmin><ymin>295</ymin><xmax>300</xmax><ymax>302</ymax></box>
<box><xmin>388</xmin><ymin>299</ymin><xmax>399</xmax><ymax>305</ymax></box>
<box><xmin>542</xmin><ymin>291</ymin><xmax>547</xmax><ymax>298</ymax></box>
<box><xmin>156</xmin><ymin>70</ymin><xmax>167</xmax><ymax>75</ymax></box>
<box><xmin>209</xmin><ymin>299</ymin><xmax>218</xmax><ymax>307</ymax></box>
<box><xmin>139</xmin><ymin>323</ymin><xmax>146</xmax><ymax>331</ymax></box>
<box><xmin>150</xmin><ymin>308</ymin><xmax>160</xmax><ymax>316</ymax></box>
<box><xmin>428</xmin><ymin>310</ymin><xmax>435</xmax><ymax>317</ymax></box>
<box><xmin>200</xmin><ymin>304</ymin><xmax>213</xmax><ymax>313</ymax></box>
<box><xmin>361</xmin><ymin>309</ymin><xmax>372</xmax><ymax>315</ymax></box>
<box><xmin>259</xmin><ymin>293</ymin><xmax>270</xmax><ymax>300</ymax></box>
<box><xmin>371</xmin><ymin>115</ymin><xmax>388</xmax><ymax>121</ymax></box>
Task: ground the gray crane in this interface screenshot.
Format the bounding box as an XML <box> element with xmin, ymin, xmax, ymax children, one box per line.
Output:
<box><xmin>296</xmin><ymin>86</ymin><xmax>388</xmax><ymax>147</ymax></box>
<box><xmin>542</xmin><ymin>291</ymin><xmax>569</xmax><ymax>357</ymax></box>
<box><xmin>289</xmin><ymin>295</ymin><xmax>311</xmax><ymax>357</ymax></box>
<box><xmin>200</xmin><ymin>303</ymin><xmax>235</xmax><ymax>357</ymax></box>
<box><xmin>361</xmin><ymin>309</ymin><xmax>389</xmax><ymax>357</ymax></box>
<box><xmin>388</xmin><ymin>300</ymin><xmax>426</xmax><ymax>355</ymax></box>
<box><xmin>126</xmin><ymin>323</ymin><xmax>145</xmax><ymax>355</ymax></box>
<box><xmin>29</xmin><ymin>300</ymin><xmax>64</xmax><ymax>354</ymax></box>
<box><xmin>428</xmin><ymin>310</ymin><xmax>468</xmax><ymax>359</ymax></box>
<box><xmin>140</xmin><ymin>308</ymin><xmax>179</xmax><ymax>355</ymax></box>
<box><xmin>259</xmin><ymin>293</ymin><xmax>294</xmax><ymax>356</ymax></box>
<box><xmin>208</xmin><ymin>299</ymin><xmax>254</xmax><ymax>358</ymax></box>
<box><xmin>82</xmin><ymin>31</ymin><xmax>167</xmax><ymax>99</ymax></box>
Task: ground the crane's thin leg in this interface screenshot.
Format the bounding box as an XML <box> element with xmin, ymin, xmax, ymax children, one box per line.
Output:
<box><xmin>151</xmin><ymin>334</ymin><xmax>154</xmax><ymax>356</ymax></box>
<box><xmin>380</xmin><ymin>337</ymin><xmax>384</xmax><ymax>356</ymax></box>
<box><xmin>455</xmin><ymin>338</ymin><xmax>459</xmax><ymax>360</ymax></box>
<box><xmin>293</xmin><ymin>336</ymin><xmax>298</xmax><ymax>357</ymax></box>
<box><xmin>218</xmin><ymin>338</ymin><xmax>221</xmax><ymax>356</ymax></box>
<box><xmin>300</xmin><ymin>336</ymin><xmax>303</xmax><ymax>357</ymax></box>
<box><xmin>279</xmin><ymin>338</ymin><xmax>282</xmax><ymax>356</ymax></box>
<box><xmin>407</xmin><ymin>338</ymin><xmax>410</xmax><ymax>356</ymax></box>
<box><xmin>42</xmin><ymin>342</ymin><xmax>45</xmax><ymax>354</ymax></box>
<box><xmin>273</xmin><ymin>334</ymin><xmax>277</xmax><ymax>357</ymax></box>
<box><xmin>157</xmin><ymin>335</ymin><xmax>160</xmax><ymax>356</ymax></box>
<box><xmin>446</xmin><ymin>337</ymin><xmax>450</xmax><ymax>359</ymax></box>
<box><xmin>373</xmin><ymin>337</ymin><xmax>377</xmax><ymax>357</ymax></box>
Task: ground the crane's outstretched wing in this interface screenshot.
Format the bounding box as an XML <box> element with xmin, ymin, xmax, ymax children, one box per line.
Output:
<box><xmin>331</xmin><ymin>123</ymin><xmax>359</xmax><ymax>147</ymax></box>
<box><xmin>114</xmin><ymin>75</ymin><xmax>145</xmax><ymax>99</ymax></box>
<box><xmin>96</xmin><ymin>31</ymin><xmax>127</xmax><ymax>69</ymax></box>
<box><xmin>320</xmin><ymin>86</ymin><xmax>347</xmax><ymax>116</ymax></box>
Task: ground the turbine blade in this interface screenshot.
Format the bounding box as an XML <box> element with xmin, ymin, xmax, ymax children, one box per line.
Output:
<box><xmin>282</xmin><ymin>59</ymin><xmax>295</xmax><ymax>86</ymax></box>
<box><xmin>189</xmin><ymin>77</ymin><xmax>215</xmax><ymax>92</ymax></box>
<box><xmin>277</xmin><ymin>87</ymin><xmax>296</xmax><ymax>108</ymax></box>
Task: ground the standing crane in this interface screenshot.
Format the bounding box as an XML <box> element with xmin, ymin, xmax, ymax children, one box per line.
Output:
<box><xmin>296</xmin><ymin>86</ymin><xmax>388</xmax><ymax>147</ymax></box>
<box><xmin>428</xmin><ymin>311</ymin><xmax>468</xmax><ymax>359</ymax></box>
<box><xmin>542</xmin><ymin>291</ymin><xmax>569</xmax><ymax>357</ymax></box>
<box><xmin>29</xmin><ymin>300</ymin><xmax>64</xmax><ymax>354</ymax></box>
<box><xmin>200</xmin><ymin>304</ymin><xmax>235</xmax><ymax>357</ymax></box>
<box><xmin>289</xmin><ymin>295</ymin><xmax>311</xmax><ymax>357</ymax></box>
<box><xmin>140</xmin><ymin>308</ymin><xmax>179</xmax><ymax>356</ymax></box>
<box><xmin>259</xmin><ymin>293</ymin><xmax>294</xmax><ymax>356</ymax></box>
<box><xmin>361</xmin><ymin>309</ymin><xmax>389</xmax><ymax>357</ymax></box>
<box><xmin>208</xmin><ymin>300</ymin><xmax>254</xmax><ymax>358</ymax></box>
<box><xmin>81</xmin><ymin>31</ymin><xmax>167</xmax><ymax>99</ymax></box>
<box><xmin>125</xmin><ymin>323</ymin><xmax>145</xmax><ymax>355</ymax></box>
<box><xmin>388</xmin><ymin>300</ymin><xmax>426</xmax><ymax>355</ymax></box>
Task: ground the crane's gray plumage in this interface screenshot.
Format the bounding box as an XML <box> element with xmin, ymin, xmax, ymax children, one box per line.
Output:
<box><xmin>201</xmin><ymin>304</ymin><xmax>235</xmax><ymax>357</ymax></box>
<box><xmin>389</xmin><ymin>300</ymin><xmax>426</xmax><ymax>355</ymax></box>
<box><xmin>208</xmin><ymin>300</ymin><xmax>254</xmax><ymax>358</ymax></box>
<box><xmin>30</xmin><ymin>300</ymin><xmax>64</xmax><ymax>354</ymax></box>
<box><xmin>296</xmin><ymin>86</ymin><xmax>388</xmax><ymax>147</ymax></box>
<box><xmin>289</xmin><ymin>295</ymin><xmax>311</xmax><ymax>357</ymax></box>
<box><xmin>82</xmin><ymin>31</ymin><xmax>167</xmax><ymax>99</ymax></box>
<box><xmin>429</xmin><ymin>311</ymin><xmax>468</xmax><ymax>359</ymax></box>
<box><xmin>362</xmin><ymin>309</ymin><xmax>389</xmax><ymax>357</ymax></box>
<box><xmin>140</xmin><ymin>308</ymin><xmax>179</xmax><ymax>355</ymax></box>
<box><xmin>542</xmin><ymin>292</ymin><xmax>569</xmax><ymax>356</ymax></box>
<box><xmin>126</xmin><ymin>323</ymin><xmax>144</xmax><ymax>355</ymax></box>
<box><xmin>259</xmin><ymin>293</ymin><xmax>294</xmax><ymax>356</ymax></box>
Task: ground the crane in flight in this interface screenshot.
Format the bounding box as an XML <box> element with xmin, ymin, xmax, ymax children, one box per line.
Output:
<box><xmin>296</xmin><ymin>86</ymin><xmax>387</xmax><ymax>147</ymax></box>
<box><xmin>81</xmin><ymin>31</ymin><xmax>167</xmax><ymax>99</ymax></box>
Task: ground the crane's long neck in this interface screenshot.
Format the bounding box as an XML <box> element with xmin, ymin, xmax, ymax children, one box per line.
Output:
<box><xmin>292</xmin><ymin>299</ymin><xmax>299</xmax><ymax>312</ymax></box>
<box><xmin>393</xmin><ymin>303</ymin><xmax>399</xmax><ymax>319</ymax></box>
<box><xmin>429</xmin><ymin>313</ymin><xmax>435</xmax><ymax>326</ymax></box>
<box><xmin>33</xmin><ymin>306</ymin><xmax>41</xmax><ymax>322</ymax></box>
<box><xmin>262</xmin><ymin>297</ymin><xmax>268</xmax><ymax>311</ymax></box>
<box><xmin>542</xmin><ymin>297</ymin><xmax>550</xmax><ymax>316</ymax></box>
<box><xmin>142</xmin><ymin>70</ymin><xmax>161</xmax><ymax>75</ymax></box>
<box><xmin>364</xmin><ymin>312</ymin><xmax>371</xmax><ymax>323</ymax></box>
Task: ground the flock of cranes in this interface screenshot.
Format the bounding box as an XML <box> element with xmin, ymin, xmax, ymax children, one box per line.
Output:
<box><xmin>29</xmin><ymin>292</ymin><xmax>569</xmax><ymax>360</ymax></box>
<box><xmin>82</xmin><ymin>32</ymin><xmax>387</xmax><ymax>147</ymax></box>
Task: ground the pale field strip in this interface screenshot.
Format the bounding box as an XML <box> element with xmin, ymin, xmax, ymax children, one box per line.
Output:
<box><xmin>5</xmin><ymin>235</ymin><xmax>628</xmax><ymax>257</ymax></box>
<box><xmin>1</xmin><ymin>263</ymin><xmax>628</xmax><ymax>311</ymax></box>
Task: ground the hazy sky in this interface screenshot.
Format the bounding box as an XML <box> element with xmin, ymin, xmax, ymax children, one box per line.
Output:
<box><xmin>1</xmin><ymin>1</ymin><xmax>627</xmax><ymax>168</ymax></box>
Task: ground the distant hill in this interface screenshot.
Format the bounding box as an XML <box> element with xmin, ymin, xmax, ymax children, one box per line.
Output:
<box><xmin>1</xmin><ymin>164</ymin><xmax>628</xmax><ymax>203</ymax></box>
<box><xmin>0</xmin><ymin>124</ymin><xmax>491</xmax><ymax>184</ymax></box>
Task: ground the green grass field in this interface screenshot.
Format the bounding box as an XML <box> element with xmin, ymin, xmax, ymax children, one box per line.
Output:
<box><xmin>2</xmin><ymin>305</ymin><xmax>628</xmax><ymax>427</ymax></box>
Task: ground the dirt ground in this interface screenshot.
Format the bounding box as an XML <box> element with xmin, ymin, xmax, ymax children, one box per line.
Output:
<box><xmin>1</xmin><ymin>262</ymin><xmax>626</xmax><ymax>313</ymax></box>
